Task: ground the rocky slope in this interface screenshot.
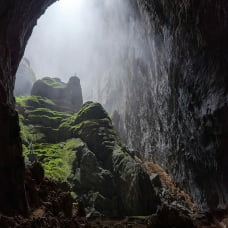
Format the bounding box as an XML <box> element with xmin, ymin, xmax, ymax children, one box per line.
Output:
<box><xmin>16</xmin><ymin>78</ymin><xmax>161</xmax><ymax>216</ymax></box>
<box><xmin>14</xmin><ymin>58</ymin><xmax>36</xmax><ymax>96</ymax></box>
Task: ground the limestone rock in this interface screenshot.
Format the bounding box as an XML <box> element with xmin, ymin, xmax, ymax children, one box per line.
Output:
<box><xmin>62</xmin><ymin>102</ymin><xmax>161</xmax><ymax>216</ymax></box>
<box><xmin>14</xmin><ymin>58</ymin><xmax>36</xmax><ymax>96</ymax></box>
<box><xmin>31</xmin><ymin>76</ymin><xmax>83</xmax><ymax>112</ymax></box>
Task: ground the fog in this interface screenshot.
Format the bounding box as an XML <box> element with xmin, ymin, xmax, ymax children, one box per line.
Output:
<box><xmin>21</xmin><ymin>0</ymin><xmax>147</xmax><ymax>101</ymax></box>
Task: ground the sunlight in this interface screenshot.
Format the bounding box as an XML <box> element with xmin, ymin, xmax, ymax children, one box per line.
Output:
<box><xmin>58</xmin><ymin>0</ymin><xmax>83</xmax><ymax>11</ymax></box>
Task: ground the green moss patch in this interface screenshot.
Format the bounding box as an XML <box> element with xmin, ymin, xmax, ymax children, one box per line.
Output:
<box><xmin>26</xmin><ymin>139</ymin><xmax>80</xmax><ymax>182</ymax></box>
<box><xmin>41</xmin><ymin>77</ymin><xmax>66</xmax><ymax>88</ymax></box>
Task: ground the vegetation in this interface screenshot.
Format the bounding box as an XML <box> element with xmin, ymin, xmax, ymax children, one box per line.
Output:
<box><xmin>28</xmin><ymin>140</ymin><xmax>77</xmax><ymax>182</ymax></box>
<box><xmin>16</xmin><ymin>97</ymin><xmax>118</xmax><ymax>183</ymax></box>
<box><xmin>41</xmin><ymin>77</ymin><xmax>66</xmax><ymax>88</ymax></box>
<box><xmin>16</xmin><ymin>95</ymin><xmax>78</xmax><ymax>181</ymax></box>
<box><xmin>16</xmin><ymin>96</ymin><xmax>56</xmax><ymax>112</ymax></box>
<box><xmin>16</xmin><ymin>93</ymin><xmax>158</xmax><ymax>216</ymax></box>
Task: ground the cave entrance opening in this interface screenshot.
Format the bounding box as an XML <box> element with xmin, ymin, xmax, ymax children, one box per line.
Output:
<box><xmin>15</xmin><ymin>0</ymin><xmax>139</xmax><ymax>102</ymax></box>
<box><xmin>14</xmin><ymin>0</ymin><xmax>147</xmax><ymax>181</ymax></box>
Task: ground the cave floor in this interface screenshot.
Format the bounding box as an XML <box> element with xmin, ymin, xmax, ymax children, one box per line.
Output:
<box><xmin>88</xmin><ymin>216</ymin><xmax>148</xmax><ymax>228</ymax></box>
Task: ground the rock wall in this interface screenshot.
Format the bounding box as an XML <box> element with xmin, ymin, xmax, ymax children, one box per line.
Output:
<box><xmin>136</xmin><ymin>0</ymin><xmax>228</xmax><ymax>210</ymax></box>
<box><xmin>0</xmin><ymin>0</ymin><xmax>56</xmax><ymax>215</ymax></box>
<box><xmin>93</xmin><ymin>0</ymin><xmax>228</xmax><ymax>210</ymax></box>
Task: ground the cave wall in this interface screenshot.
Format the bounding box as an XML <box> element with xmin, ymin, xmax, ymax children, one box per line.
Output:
<box><xmin>135</xmin><ymin>0</ymin><xmax>228</xmax><ymax>210</ymax></box>
<box><xmin>0</xmin><ymin>0</ymin><xmax>56</xmax><ymax>215</ymax></box>
<box><xmin>93</xmin><ymin>0</ymin><xmax>228</xmax><ymax>210</ymax></box>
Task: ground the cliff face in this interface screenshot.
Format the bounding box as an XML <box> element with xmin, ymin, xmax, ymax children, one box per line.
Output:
<box><xmin>0</xmin><ymin>0</ymin><xmax>56</xmax><ymax>215</ymax></box>
<box><xmin>94</xmin><ymin>0</ymin><xmax>228</xmax><ymax>210</ymax></box>
<box><xmin>14</xmin><ymin>58</ymin><xmax>36</xmax><ymax>96</ymax></box>
<box><xmin>135</xmin><ymin>0</ymin><xmax>228</xmax><ymax>210</ymax></box>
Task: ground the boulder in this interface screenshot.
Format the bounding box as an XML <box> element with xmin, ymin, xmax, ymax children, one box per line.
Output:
<box><xmin>148</xmin><ymin>205</ymin><xmax>196</xmax><ymax>228</ymax></box>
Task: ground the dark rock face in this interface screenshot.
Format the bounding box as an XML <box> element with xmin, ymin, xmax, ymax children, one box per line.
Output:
<box><xmin>0</xmin><ymin>0</ymin><xmax>56</xmax><ymax>215</ymax></box>
<box><xmin>14</xmin><ymin>58</ymin><xmax>36</xmax><ymax>96</ymax></box>
<box><xmin>31</xmin><ymin>76</ymin><xmax>83</xmax><ymax>112</ymax></box>
<box><xmin>92</xmin><ymin>0</ymin><xmax>228</xmax><ymax>210</ymax></box>
<box><xmin>0</xmin><ymin>105</ymin><xmax>27</xmax><ymax>215</ymax></box>
<box><xmin>148</xmin><ymin>205</ymin><xmax>196</xmax><ymax>228</ymax></box>
<box><xmin>134</xmin><ymin>0</ymin><xmax>228</xmax><ymax>210</ymax></box>
<box><xmin>0</xmin><ymin>163</ymin><xmax>88</xmax><ymax>227</ymax></box>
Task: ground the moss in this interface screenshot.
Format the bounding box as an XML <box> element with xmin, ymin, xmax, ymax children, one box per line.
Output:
<box><xmin>26</xmin><ymin>96</ymin><xmax>56</xmax><ymax>109</ymax></box>
<box><xmin>16</xmin><ymin>96</ymin><xmax>72</xmax><ymax>143</ymax></box>
<box><xmin>41</xmin><ymin>77</ymin><xmax>66</xmax><ymax>88</ymax></box>
<box><xmin>73</xmin><ymin>102</ymin><xmax>111</xmax><ymax>125</ymax></box>
<box><xmin>16</xmin><ymin>96</ymin><xmax>56</xmax><ymax>113</ymax></box>
<box><xmin>26</xmin><ymin>114</ymin><xmax>63</xmax><ymax>129</ymax></box>
<box><xmin>19</xmin><ymin>118</ymin><xmax>45</xmax><ymax>146</ymax></box>
<box><xmin>28</xmin><ymin>108</ymin><xmax>70</xmax><ymax>119</ymax></box>
<box><xmin>27</xmin><ymin>139</ymin><xmax>80</xmax><ymax>182</ymax></box>
<box><xmin>17</xmin><ymin>97</ymin><xmax>131</xmax><ymax>191</ymax></box>
<box><xmin>33</xmin><ymin>126</ymin><xmax>59</xmax><ymax>143</ymax></box>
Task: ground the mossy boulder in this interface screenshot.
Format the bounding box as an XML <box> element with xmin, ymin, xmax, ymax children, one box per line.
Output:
<box><xmin>31</xmin><ymin>76</ymin><xmax>83</xmax><ymax>112</ymax></box>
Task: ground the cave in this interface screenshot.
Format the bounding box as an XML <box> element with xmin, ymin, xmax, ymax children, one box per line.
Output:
<box><xmin>0</xmin><ymin>0</ymin><xmax>227</xmax><ymax>226</ymax></box>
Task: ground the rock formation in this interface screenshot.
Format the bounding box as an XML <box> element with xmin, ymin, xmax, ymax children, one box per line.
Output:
<box><xmin>31</xmin><ymin>76</ymin><xmax>83</xmax><ymax>112</ymax></box>
<box><xmin>60</xmin><ymin>102</ymin><xmax>161</xmax><ymax>216</ymax></box>
<box><xmin>16</xmin><ymin>94</ymin><xmax>161</xmax><ymax>216</ymax></box>
<box><xmin>14</xmin><ymin>58</ymin><xmax>36</xmax><ymax>96</ymax></box>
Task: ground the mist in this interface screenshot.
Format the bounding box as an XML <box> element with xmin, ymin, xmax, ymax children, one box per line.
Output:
<box><xmin>21</xmin><ymin>0</ymin><xmax>148</xmax><ymax>101</ymax></box>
